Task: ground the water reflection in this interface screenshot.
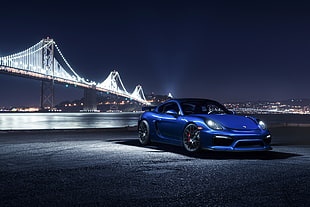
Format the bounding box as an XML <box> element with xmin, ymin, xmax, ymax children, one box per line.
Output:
<box><xmin>1</xmin><ymin>113</ymin><xmax>309</xmax><ymax>130</ymax></box>
<box><xmin>0</xmin><ymin>112</ymin><xmax>141</xmax><ymax>130</ymax></box>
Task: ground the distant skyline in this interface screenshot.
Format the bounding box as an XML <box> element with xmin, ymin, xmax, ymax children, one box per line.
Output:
<box><xmin>1</xmin><ymin>0</ymin><xmax>310</xmax><ymax>107</ymax></box>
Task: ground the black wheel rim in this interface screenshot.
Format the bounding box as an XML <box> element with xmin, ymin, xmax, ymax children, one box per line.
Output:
<box><xmin>138</xmin><ymin>121</ymin><xmax>148</xmax><ymax>143</ymax></box>
<box><xmin>183</xmin><ymin>124</ymin><xmax>200</xmax><ymax>152</ymax></box>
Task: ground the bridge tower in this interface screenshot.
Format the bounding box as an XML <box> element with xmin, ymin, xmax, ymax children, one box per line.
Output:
<box><xmin>132</xmin><ymin>85</ymin><xmax>147</xmax><ymax>101</ymax></box>
<box><xmin>40</xmin><ymin>38</ymin><xmax>55</xmax><ymax>110</ymax></box>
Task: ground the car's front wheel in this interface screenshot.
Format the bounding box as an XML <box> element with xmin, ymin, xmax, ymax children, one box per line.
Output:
<box><xmin>183</xmin><ymin>123</ymin><xmax>201</xmax><ymax>152</ymax></box>
<box><xmin>138</xmin><ymin>120</ymin><xmax>151</xmax><ymax>146</ymax></box>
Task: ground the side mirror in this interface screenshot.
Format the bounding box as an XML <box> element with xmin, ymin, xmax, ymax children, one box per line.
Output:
<box><xmin>166</xmin><ymin>109</ymin><xmax>178</xmax><ymax>117</ymax></box>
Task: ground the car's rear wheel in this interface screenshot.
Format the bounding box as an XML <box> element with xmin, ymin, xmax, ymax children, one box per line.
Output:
<box><xmin>138</xmin><ymin>120</ymin><xmax>151</xmax><ymax>145</ymax></box>
<box><xmin>183</xmin><ymin>123</ymin><xmax>201</xmax><ymax>152</ymax></box>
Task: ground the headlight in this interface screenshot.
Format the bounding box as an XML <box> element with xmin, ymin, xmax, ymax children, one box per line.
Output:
<box><xmin>258</xmin><ymin>120</ymin><xmax>267</xmax><ymax>130</ymax></box>
<box><xmin>206</xmin><ymin>119</ymin><xmax>223</xmax><ymax>130</ymax></box>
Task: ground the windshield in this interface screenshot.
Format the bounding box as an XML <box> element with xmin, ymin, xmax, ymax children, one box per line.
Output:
<box><xmin>181</xmin><ymin>100</ymin><xmax>230</xmax><ymax>115</ymax></box>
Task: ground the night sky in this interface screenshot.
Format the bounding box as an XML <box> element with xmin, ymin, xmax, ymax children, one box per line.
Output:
<box><xmin>1</xmin><ymin>0</ymin><xmax>310</xmax><ymax>107</ymax></box>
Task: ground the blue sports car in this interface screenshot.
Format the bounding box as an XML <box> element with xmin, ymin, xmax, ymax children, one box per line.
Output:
<box><xmin>138</xmin><ymin>98</ymin><xmax>272</xmax><ymax>152</ymax></box>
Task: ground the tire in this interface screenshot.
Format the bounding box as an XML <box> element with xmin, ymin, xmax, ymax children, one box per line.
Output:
<box><xmin>182</xmin><ymin>123</ymin><xmax>201</xmax><ymax>152</ymax></box>
<box><xmin>138</xmin><ymin>120</ymin><xmax>151</xmax><ymax>146</ymax></box>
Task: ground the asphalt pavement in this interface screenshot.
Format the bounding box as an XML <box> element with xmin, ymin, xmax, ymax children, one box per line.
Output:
<box><xmin>0</xmin><ymin>127</ymin><xmax>309</xmax><ymax>207</ymax></box>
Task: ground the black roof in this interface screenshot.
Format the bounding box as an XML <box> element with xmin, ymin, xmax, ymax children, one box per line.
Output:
<box><xmin>170</xmin><ymin>98</ymin><xmax>219</xmax><ymax>103</ymax></box>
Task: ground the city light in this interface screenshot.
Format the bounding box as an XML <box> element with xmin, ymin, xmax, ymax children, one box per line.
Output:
<box><xmin>225</xmin><ymin>100</ymin><xmax>310</xmax><ymax>114</ymax></box>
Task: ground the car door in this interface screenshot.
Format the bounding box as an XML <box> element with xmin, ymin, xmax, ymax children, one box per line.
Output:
<box><xmin>156</xmin><ymin>102</ymin><xmax>181</xmax><ymax>140</ymax></box>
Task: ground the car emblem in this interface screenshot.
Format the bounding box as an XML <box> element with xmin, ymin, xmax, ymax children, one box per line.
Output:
<box><xmin>242</xmin><ymin>125</ymin><xmax>247</xmax><ymax>128</ymax></box>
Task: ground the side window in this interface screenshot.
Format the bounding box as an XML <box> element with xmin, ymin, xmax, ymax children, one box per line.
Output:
<box><xmin>158</xmin><ymin>105</ymin><xmax>165</xmax><ymax>113</ymax></box>
<box><xmin>158</xmin><ymin>103</ymin><xmax>179</xmax><ymax>114</ymax></box>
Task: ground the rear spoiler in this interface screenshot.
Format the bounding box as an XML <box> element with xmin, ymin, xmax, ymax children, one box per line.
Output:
<box><xmin>142</xmin><ymin>106</ymin><xmax>156</xmax><ymax>111</ymax></box>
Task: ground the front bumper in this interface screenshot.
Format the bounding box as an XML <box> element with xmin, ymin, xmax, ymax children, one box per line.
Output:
<box><xmin>200</xmin><ymin>129</ymin><xmax>272</xmax><ymax>151</ymax></box>
<box><xmin>204</xmin><ymin>139</ymin><xmax>272</xmax><ymax>151</ymax></box>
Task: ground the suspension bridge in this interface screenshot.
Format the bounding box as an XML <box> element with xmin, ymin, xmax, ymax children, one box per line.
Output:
<box><xmin>0</xmin><ymin>38</ymin><xmax>150</xmax><ymax>111</ymax></box>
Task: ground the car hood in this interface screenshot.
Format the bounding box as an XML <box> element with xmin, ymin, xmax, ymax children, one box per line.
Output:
<box><xmin>192</xmin><ymin>114</ymin><xmax>259</xmax><ymax>130</ymax></box>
